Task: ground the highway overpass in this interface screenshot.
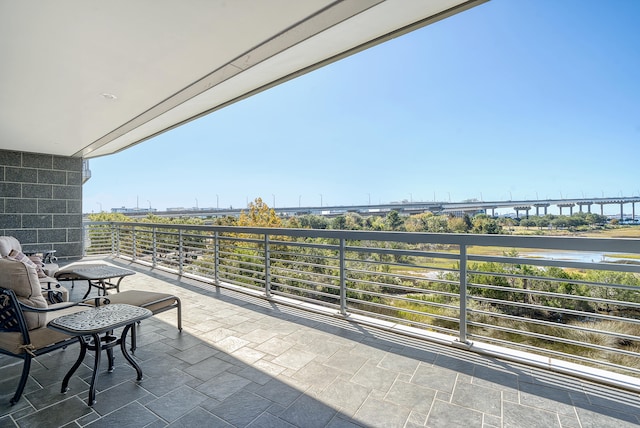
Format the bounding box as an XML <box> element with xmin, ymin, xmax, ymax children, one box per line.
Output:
<box><xmin>110</xmin><ymin>196</ymin><xmax>640</xmax><ymax>221</ymax></box>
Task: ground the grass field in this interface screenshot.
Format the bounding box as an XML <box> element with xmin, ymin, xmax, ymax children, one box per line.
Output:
<box><xmin>580</xmin><ymin>226</ymin><xmax>640</xmax><ymax>238</ymax></box>
<box><xmin>389</xmin><ymin>225</ymin><xmax>640</xmax><ymax>269</ymax></box>
<box><xmin>511</xmin><ymin>225</ymin><xmax>640</xmax><ymax>239</ymax></box>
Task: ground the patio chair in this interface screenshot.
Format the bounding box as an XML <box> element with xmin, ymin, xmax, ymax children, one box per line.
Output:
<box><xmin>0</xmin><ymin>236</ymin><xmax>68</xmax><ymax>303</ymax></box>
<box><xmin>88</xmin><ymin>290</ymin><xmax>182</xmax><ymax>352</ymax></box>
<box><xmin>0</xmin><ymin>236</ymin><xmax>59</xmax><ymax>277</ymax></box>
<box><xmin>53</xmin><ymin>262</ymin><xmax>182</xmax><ymax>352</ymax></box>
<box><xmin>0</xmin><ymin>257</ymin><xmax>90</xmax><ymax>405</ymax></box>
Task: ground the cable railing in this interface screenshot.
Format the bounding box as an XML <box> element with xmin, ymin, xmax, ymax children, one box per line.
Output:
<box><xmin>83</xmin><ymin>221</ymin><xmax>640</xmax><ymax>390</ymax></box>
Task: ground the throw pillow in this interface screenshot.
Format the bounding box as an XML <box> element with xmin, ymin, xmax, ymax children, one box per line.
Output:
<box><xmin>28</xmin><ymin>255</ymin><xmax>48</xmax><ymax>278</ymax></box>
<box><xmin>8</xmin><ymin>250</ymin><xmax>47</xmax><ymax>277</ymax></box>
<box><xmin>8</xmin><ymin>249</ymin><xmax>37</xmax><ymax>267</ymax></box>
<box><xmin>28</xmin><ymin>255</ymin><xmax>44</xmax><ymax>266</ymax></box>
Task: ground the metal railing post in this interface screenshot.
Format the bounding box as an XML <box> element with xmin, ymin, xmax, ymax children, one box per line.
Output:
<box><xmin>152</xmin><ymin>227</ymin><xmax>157</xmax><ymax>267</ymax></box>
<box><xmin>214</xmin><ymin>231</ymin><xmax>220</xmax><ymax>285</ymax></box>
<box><xmin>178</xmin><ymin>229</ymin><xmax>184</xmax><ymax>275</ymax></box>
<box><xmin>115</xmin><ymin>225</ymin><xmax>120</xmax><ymax>257</ymax></box>
<box><xmin>111</xmin><ymin>224</ymin><xmax>116</xmax><ymax>255</ymax></box>
<box><xmin>132</xmin><ymin>226</ymin><xmax>137</xmax><ymax>261</ymax></box>
<box><xmin>459</xmin><ymin>244</ymin><xmax>469</xmax><ymax>344</ymax></box>
<box><xmin>339</xmin><ymin>238</ymin><xmax>347</xmax><ymax>316</ymax></box>
<box><xmin>264</xmin><ymin>235</ymin><xmax>271</xmax><ymax>298</ymax></box>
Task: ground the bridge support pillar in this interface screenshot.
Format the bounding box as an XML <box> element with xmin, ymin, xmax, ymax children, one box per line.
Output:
<box><xmin>557</xmin><ymin>203</ymin><xmax>575</xmax><ymax>216</ymax></box>
<box><xmin>577</xmin><ymin>202</ymin><xmax>593</xmax><ymax>214</ymax></box>
<box><xmin>534</xmin><ymin>203</ymin><xmax>550</xmax><ymax>216</ymax></box>
<box><xmin>514</xmin><ymin>206</ymin><xmax>531</xmax><ymax>219</ymax></box>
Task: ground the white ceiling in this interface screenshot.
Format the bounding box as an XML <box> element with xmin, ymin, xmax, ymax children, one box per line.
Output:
<box><xmin>0</xmin><ymin>0</ymin><xmax>486</xmax><ymax>159</ymax></box>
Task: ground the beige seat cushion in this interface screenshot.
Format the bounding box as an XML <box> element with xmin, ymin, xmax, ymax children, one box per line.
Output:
<box><xmin>0</xmin><ymin>258</ymin><xmax>48</xmax><ymax>329</ymax></box>
<box><xmin>0</xmin><ymin>305</ymin><xmax>89</xmax><ymax>355</ymax></box>
<box><xmin>42</xmin><ymin>262</ymin><xmax>60</xmax><ymax>277</ymax></box>
<box><xmin>90</xmin><ymin>290</ymin><xmax>178</xmax><ymax>313</ymax></box>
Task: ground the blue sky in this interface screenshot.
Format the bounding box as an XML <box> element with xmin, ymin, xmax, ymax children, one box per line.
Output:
<box><xmin>83</xmin><ymin>0</ymin><xmax>640</xmax><ymax>215</ymax></box>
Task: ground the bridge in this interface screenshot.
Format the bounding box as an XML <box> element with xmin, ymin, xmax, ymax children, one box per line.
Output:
<box><xmin>113</xmin><ymin>196</ymin><xmax>640</xmax><ymax>221</ymax></box>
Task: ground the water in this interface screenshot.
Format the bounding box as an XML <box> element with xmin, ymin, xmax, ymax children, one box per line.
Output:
<box><xmin>521</xmin><ymin>251</ymin><xmax>632</xmax><ymax>263</ymax></box>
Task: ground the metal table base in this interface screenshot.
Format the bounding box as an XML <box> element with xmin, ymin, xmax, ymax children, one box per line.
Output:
<box><xmin>48</xmin><ymin>304</ymin><xmax>152</xmax><ymax>406</ymax></box>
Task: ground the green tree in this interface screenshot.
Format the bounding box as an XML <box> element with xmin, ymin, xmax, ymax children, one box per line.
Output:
<box><xmin>533</xmin><ymin>216</ymin><xmax>550</xmax><ymax>229</ymax></box>
<box><xmin>213</xmin><ymin>215</ymin><xmax>238</xmax><ymax>226</ymax></box>
<box><xmin>297</xmin><ymin>214</ymin><xmax>330</xmax><ymax>229</ymax></box>
<box><xmin>385</xmin><ymin>210</ymin><xmax>404</xmax><ymax>231</ymax></box>
<box><xmin>499</xmin><ymin>217</ymin><xmax>516</xmax><ymax>232</ymax></box>
<box><xmin>520</xmin><ymin>218</ymin><xmax>536</xmax><ymax>229</ymax></box>
<box><xmin>473</xmin><ymin>215</ymin><xmax>502</xmax><ymax>234</ymax></box>
<box><xmin>567</xmin><ymin>214</ymin><xmax>586</xmax><ymax>228</ymax></box>
<box><xmin>404</xmin><ymin>212</ymin><xmax>432</xmax><ymax>232</ymax></box>
<box><xmin>364</xmin><ymin>216</ymin><xmax>386</xmax><ymax>231</ymax></box>
<box><xmin>426</xmin><ymin>215</ymin><xmax>450</xmax><ymax>233</ymax></box>
<box><xmin>584</xmin><ymin>213</ymin><xmax>607</xmax><ymax>226</ymax></box>
<box><xmin>344</xmin><ymin>213</ymin><xmax>364</xmax><ymax>230</ymax></box>
<box><xmin>87</xmin><ymin>212</ymin><xmax>130</xmax><ymax>222</ymax></box>
<box><xmin>286</xmin><ymin>216</ymin><xmax>301</xmax><ymax>228</ymax></box>
<box><xmin>237</xmin><ymin>197</ymin><xmax>281</xmax><ymax>227</ymax></box>
<box><xmin>551</xmin><ymin>216</ymin><xmax>569</xmax><ymax>229</ymax></box>
<box><xmin>331</xmin><ymin>215</ymin><xmax>347</xmax><ymax>230</ymax></box>
<box><xmin>584</xmin><ymin>270</ymin><xmax>640</xmax><ymax>308</ymax></box>
<box><xmin>463</xmin><ymin>213</ymin><xmax>473</xmax><ymax>230</ymax></box>
<box><xmin>448</xmin><ymin>217</ymin><xmax>469</xmax><ymax>233</ymax></box>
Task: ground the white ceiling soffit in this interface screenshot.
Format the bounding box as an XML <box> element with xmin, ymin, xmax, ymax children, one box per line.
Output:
<box><xmin>0</xmin><ymin>0</ymin><xmax>486</xmax><ymax>159</ymax></box>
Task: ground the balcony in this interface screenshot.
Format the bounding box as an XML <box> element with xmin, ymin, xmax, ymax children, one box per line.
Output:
<box><xmin>1</xmin><ymin>222</ymin><xmax>640</xmax><ymax>426</ymax></box>
<box><xmin>82</xmin><ymin>160</ymin><xmax>92</xmax><ymax>184</ymax></box>
<box><xmin>83</xmin><ymin>221</ymin><xmax>640</xmax><ymax>382</ymax></box>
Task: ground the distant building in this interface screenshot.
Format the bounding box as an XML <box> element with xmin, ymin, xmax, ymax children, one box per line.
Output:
<box><xmin>111</xmin><ymin>206</ymin><xmax>157</xmax><ymax>214</ymax></box>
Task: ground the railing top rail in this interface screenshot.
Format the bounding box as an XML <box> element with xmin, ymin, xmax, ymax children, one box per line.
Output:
<box><xmin>85</xmin><ymin>221</ymin><xmax>640</xmax><ymax>253</ymax></box>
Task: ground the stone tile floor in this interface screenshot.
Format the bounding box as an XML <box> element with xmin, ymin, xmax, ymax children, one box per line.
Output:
<box><xmin>1</xmin><ymin>258</ymin><xmax>640</xmax><ymax>427</ymax></box>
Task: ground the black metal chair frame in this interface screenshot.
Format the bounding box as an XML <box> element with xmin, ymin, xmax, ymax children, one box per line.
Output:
<box><xmin>0</xmin><ymin>287</ymin><xmax>87</xmax><ymax>405</ymax></box>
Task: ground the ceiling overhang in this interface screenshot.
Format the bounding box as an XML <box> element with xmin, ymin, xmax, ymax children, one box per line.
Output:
<box><xmin>0</xmin><ymin>0</ymin><xmax>487</xmax><ymax>159</ymax></box>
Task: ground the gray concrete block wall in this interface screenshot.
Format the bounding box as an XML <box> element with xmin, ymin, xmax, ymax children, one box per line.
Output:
<box><xmin>0</xmin><ymin>149</ymin><xmax>83</xmax><ymax>259</ymax></box>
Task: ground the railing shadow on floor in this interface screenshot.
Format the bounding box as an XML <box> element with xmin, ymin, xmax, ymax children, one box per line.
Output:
<box><xmin>110</xmin><ymin>257</ymin><xmax>640</xmax><ymax>425</ymax></box>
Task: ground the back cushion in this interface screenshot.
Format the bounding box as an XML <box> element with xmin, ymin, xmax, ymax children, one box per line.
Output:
<box><xmin>8</xmin><ymin>249</ymin><xmax>37</xmax><ymax>267</ymax></box>
<box><xmin>0</xmin><ymin>237</ymin><xmax>13</xmax><ymax>258</ymax></box>
<box><xmin>8</xmin><ymin>250</ymin><xmax>47</xmax><ymax>278</ymax></box>
<box><xmin>0</xmin><ymin>258</ymin><xmax>48</xmax><ymax>329</ymax></box>
<box><xmin>0</xmin><ymin>236</ymin><xmax>21</xmax><ymax>257</ymax></box>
